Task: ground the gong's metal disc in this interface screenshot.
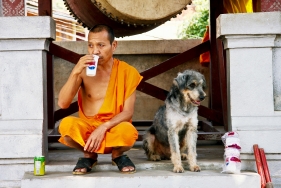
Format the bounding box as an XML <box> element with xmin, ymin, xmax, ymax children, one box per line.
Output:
<box><xmin>64</xmin><ymin>0</ymin><xmax>190</xmax><ymax>37</ymax></box>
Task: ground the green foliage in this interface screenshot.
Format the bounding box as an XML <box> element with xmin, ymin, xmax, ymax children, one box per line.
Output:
<box><xmin>178</xmin><ymin>0</ymin><xmax>209</xmax><ymax>39</ymax></box>
<box><xmin>52</xmin><ymin>0</ymin><xmax>69</xmax><ymax>13</ymax></box>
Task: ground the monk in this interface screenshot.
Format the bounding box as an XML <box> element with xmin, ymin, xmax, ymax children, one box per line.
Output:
<box><xmin>58</xmin><ymin>24</ymin><xmax>143</xmax><ymax>175</ymax></box>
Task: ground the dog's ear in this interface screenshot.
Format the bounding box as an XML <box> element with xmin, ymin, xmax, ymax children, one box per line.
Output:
<box><xmin>174</xmin><ymin>73</ymin><xmax>190</xmax><ymax>88</ymax></box>
<box><xmin>173</xmin><ymin>78</ymin><xmax>179</xmax><ymax>87</ymax></box>
<box><xmin>202</xmin><ymin>76</ymin><xmax>207</xmax><ymax>90</ymax></box>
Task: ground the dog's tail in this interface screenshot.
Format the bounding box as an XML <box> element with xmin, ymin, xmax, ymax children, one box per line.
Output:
<box><xmin>142</xmin><ymin>141</ymin><xmax>150</xmax><ymax>156</ymax></box>
<box><xmin>142</xmin><ymin>132</ymin><xmax>151</xmax><ymax>157</ymax></box>
<box><xmin>142</xmin><ymin>127</ymin><xmax>156</xmax><ymax>157</ymax></box>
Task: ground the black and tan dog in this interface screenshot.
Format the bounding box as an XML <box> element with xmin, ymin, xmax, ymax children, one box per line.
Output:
<box><xmin>142</xmin><ymin>70</ymin><xmax>206</xmax><ymax>173</ymax></box>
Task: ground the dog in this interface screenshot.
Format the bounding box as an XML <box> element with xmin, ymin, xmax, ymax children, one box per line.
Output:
<box><xmin>142</xmin><ymin>70</ymin><xmax>206</xmax><ymax>173</ymax></box>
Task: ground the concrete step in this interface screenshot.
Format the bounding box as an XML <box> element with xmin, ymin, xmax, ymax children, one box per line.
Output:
<box><xmin>45</xmin><ymin>141</ymin><xmax>227</xmax><ymax>172</ymax></box>
<box><xmin>21</xmin><ymin>142</ymin><xmax>260</xmax><ymax>188</ymax></box>
<box><xmin>21</xmin><ymin>169</ymin><xmax>260</xmax><ymax>188</ymax></box>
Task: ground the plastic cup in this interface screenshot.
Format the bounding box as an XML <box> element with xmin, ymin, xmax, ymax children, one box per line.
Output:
<box><xmin>86</xmin><ymin>55</ymin><xmax>99</xmax><ymax>76</ymax></box>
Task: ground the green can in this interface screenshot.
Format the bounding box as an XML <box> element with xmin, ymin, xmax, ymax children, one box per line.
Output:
<box><xmin>34</xmin><ymin>156</ymin><xmax>45</xmax><ymax>176</ymax></box>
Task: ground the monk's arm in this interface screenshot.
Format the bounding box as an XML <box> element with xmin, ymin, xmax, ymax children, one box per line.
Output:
<box><xmin>58</xmin><ymin>72</ymin><xmax>82</xmax><ymax>109</ymax></box>
<box><xmin>84</xmin><ymin>91</ymin><xmax>136</xmax><ymax>152</ymax></box>
<box><xmin>58</xmin><ymin>55</ymin><xmax>94</xmax><ymax>109</ymax></box>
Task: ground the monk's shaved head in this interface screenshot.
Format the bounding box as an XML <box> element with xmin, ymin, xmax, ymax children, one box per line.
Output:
<box><xmin>89</xmin><ymin>24</ymin><xmax>115</xmax><ymax>44</ymax></box>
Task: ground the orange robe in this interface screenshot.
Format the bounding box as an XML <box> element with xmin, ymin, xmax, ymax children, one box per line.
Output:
<box><xmin>58</xmin><ymin>58</ymin><xmax>143</xmax><ymax>154</ymax></box>
<box><xmin>199</xmin><ymin>26</ymin><xmax>210</xmax><ymax>67</ymax></box>
<box><xmin>223</xmin><ymin>0</ymin><xmax>253</xmax><ymax>13</ymax></box>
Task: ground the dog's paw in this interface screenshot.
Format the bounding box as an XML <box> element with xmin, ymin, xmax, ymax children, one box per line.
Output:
<box><xmin>173</xmin><ymin>165</ymin><xmax>184</xmax><ymax>173</ymax></box>
<box><xmin>149</xmin><ymin>155</ymin><xmax>161</xmax><ymax>161</ymax></box>
<box><xmin>190</xmin><ymin>165</ymin><xmax>201</xmax><ymax>172</ymax></box>
<box><xmin>181</xmin><ymin>153</ymin><xmax>188</xmax><ymax>160</ymax></box>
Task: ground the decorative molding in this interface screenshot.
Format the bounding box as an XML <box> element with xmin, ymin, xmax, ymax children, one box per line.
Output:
<box><xmin>2</xmin><ymin>0</ymin><xmax>25</xmax><ymax>16</ymax></box>
<box><xmin>261</xmin><ymin>0</ymin><xmax>281</xmax><ymax>12</ymax></box>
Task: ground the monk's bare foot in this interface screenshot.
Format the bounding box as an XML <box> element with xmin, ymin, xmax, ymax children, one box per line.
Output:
<box><xmin>121</xmin><ymin>166</ymin><xmax>135</xmax><ymax>172</ymax></box>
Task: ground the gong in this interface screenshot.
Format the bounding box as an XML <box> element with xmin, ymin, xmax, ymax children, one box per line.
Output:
<box><xmin>63</xmin><ymin>0</ymin><xmax>191</xmax><ymax>37</ymax></box>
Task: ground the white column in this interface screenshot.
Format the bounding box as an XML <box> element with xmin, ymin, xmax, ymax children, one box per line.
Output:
<box><xmin>217</xmin><ymin>12</ymin><xmax>281</xmax><ymax>167</ymax></box>
<box><xmin>273</xmin><ymin>36</ymin><xmax>281</xmax><ymax>110</ymax></box>
<box><xmin>0</xmin><ymin>16</ymin><xmax>55</xmax><ymax>161</ymax></box>
<box><xmin>0</xmin><ymin>0</ymin><xmax>3</xmax><ymax>16</ymax></box>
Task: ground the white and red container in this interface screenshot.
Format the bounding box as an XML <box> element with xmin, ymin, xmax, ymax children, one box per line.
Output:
<box><xmin>221</xmin><ymin>131</ymin><xmax>241</xmax><ymax>174</ymax></box>
<box><xmin>86</xmin><ymin>55</ymin><xmax>99</xmax><ymax>76</ymax></box>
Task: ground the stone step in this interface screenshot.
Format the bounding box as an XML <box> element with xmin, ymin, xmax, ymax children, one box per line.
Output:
<box><xmin>46</xmin><ymin>142</ymin><xmax>226</xmax><ymax>172</ymax></box>
<box><xmin>21</xmin><ymin>169</ymin><xmax>260</xmax><ymax>188</ymax></box>
<box><xmin>22</xmin><ymin>143</ymin><xmax>260</xmax><ymax>188</ymax></box>
<box><xmin>44</xmin><ymin>156</ymin><xmax>225</xmax><ymax>172</ymax></box>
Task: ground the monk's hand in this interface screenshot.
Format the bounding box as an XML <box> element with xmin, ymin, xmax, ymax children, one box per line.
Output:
<box><xmin>84</xmin><ymin>126</ymin><xmax>108</xmax><ymax>152</ymax></box>
<box><xmin>72</xmin><ymin>55</ymin><xmax>94</xmax><ymax>75</ymax></box>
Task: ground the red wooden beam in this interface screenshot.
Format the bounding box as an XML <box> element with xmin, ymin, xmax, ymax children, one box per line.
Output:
<box><xmin>198</xmin><ymin>106</ymin><xmax>223</xmax><ymax>124</ymax></box>
<box><xmin>217</xmin><ymin>39</ymin><xmax>228</xmax><ymax>130</ymax></box>
<box><xmin>137</xmin><ymin>81</ymin><xmax>168</xmax><ymax>101</ymax></box>
<box><xmin>209</xmin><ymin>0</ymin><xmax>223</xmax><ymax>120</ymax></box>
<box><xmin>38</xmin><ymin>0</ymin><xmax>52</xmax><ymax>16</ymax></box>
<box><xmin>47</xmin><ymin>52</ymin><xmax>54</xmax><ymax>129</ymax></box>
<box><xmin>253</xmin><ymin>0</ymin><xmax>261</xmax><ymax>12</ymax></box>
<box><xmin>140</xmin><ymin>41</ymin><xmax>211</xmax><ymax>81</ymax></box>
<box><xmin>49</xmin><ymin>42</ymin><xmax>82</xmax><ymax>64</ymax></box>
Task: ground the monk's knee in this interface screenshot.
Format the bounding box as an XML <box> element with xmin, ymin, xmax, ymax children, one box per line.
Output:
<box><xmin>59</xmin><ymin>116</ymin><xmax>77</xmax><ymax>132</ymax></box>
<box><xmin>60</xmin><ymin>116</ymin><xmax>77</xmax><ymax>125</ymax></box>
<box><xmin>116</xmin><ymin>122</ymin><xmax>138</xmax><ymax>141</ymax></box>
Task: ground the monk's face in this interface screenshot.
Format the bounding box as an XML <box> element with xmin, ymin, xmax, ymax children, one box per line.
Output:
<box><xmin>87</xmin><ymin>30</ymin><xmax>117</xmax><ymax>65</ymax></box>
